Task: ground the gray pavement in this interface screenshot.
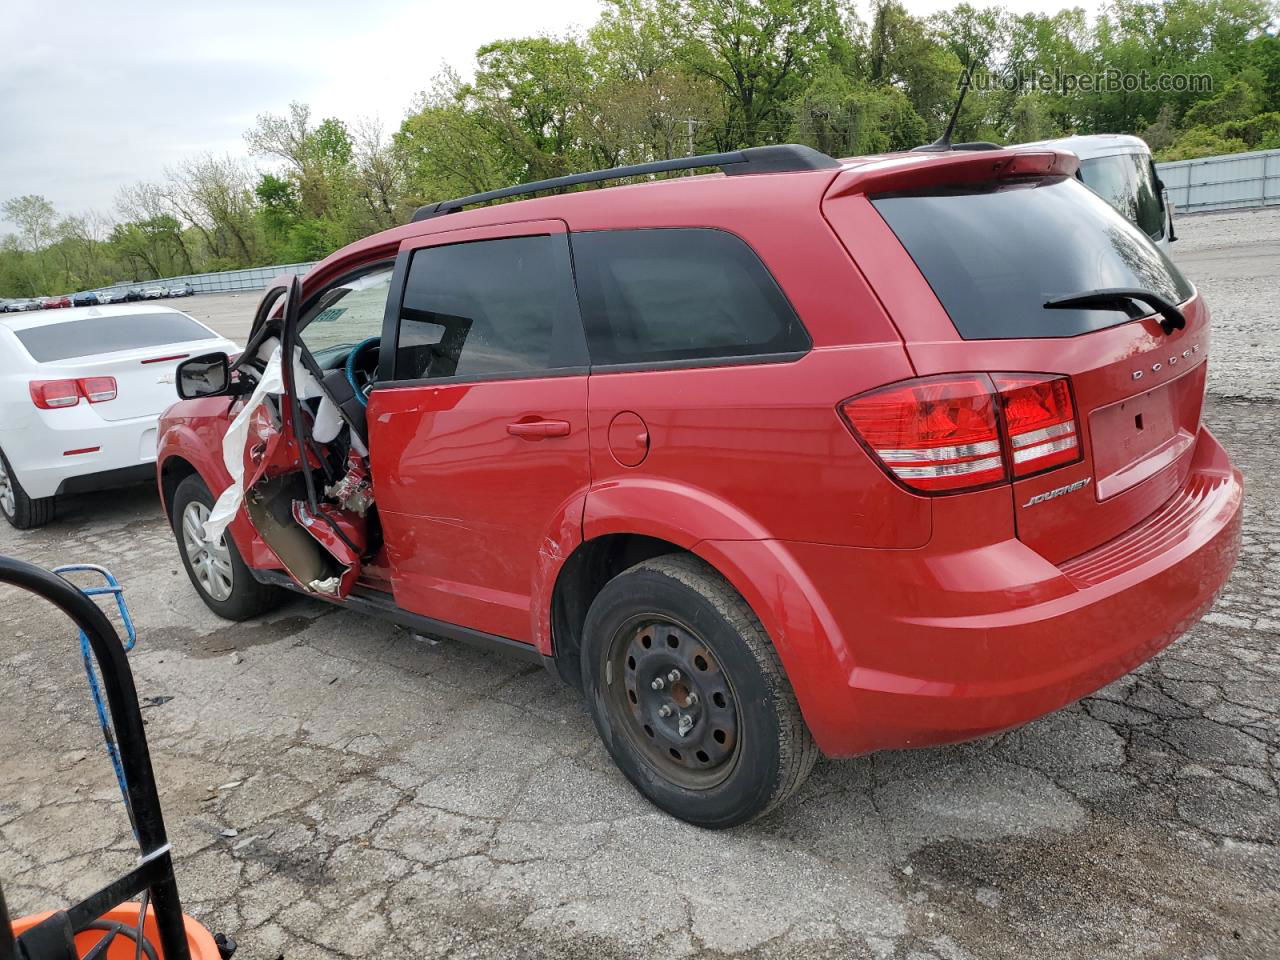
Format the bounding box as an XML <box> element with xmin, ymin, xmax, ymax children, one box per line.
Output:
<box><xmin>1</xmin><ymin>208</ymin><xmax>1278</xmax><ymax>959</ymax></box>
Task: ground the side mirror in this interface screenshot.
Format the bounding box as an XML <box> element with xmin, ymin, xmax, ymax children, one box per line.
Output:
<box><xmin>176</xmin><ymin>352</ymin><xmax>231</xmax><ymax>399</ymax></box>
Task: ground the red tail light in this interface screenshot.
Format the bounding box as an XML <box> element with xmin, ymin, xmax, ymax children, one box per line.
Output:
<box><xmin>840</xmin><ymin>375</ymin><xmax>1004</xmax><ymax>492</ymax></box>
<box><xmin>993</xmin><ymin>374</ymin><xmax>1080</xmax><ymax>478</ymax></box>
<box><xmin>841</xmin><ymin>373</ymin><xmax>1082</xmax><ymax>494</ymax></box>
<box><xmin>29</xmin><ymin>377</ymin><xmax>118</xmax><ymax>409</ymax></box>
<box><xmin>29</xmin><ymin>380</ymin><xmax>81</xmax><ymax>409</ymax></box>
<box><xmin>78</xmin><ymin>376</ymin><xmax>118</xmax><ymax>403</ymax></box>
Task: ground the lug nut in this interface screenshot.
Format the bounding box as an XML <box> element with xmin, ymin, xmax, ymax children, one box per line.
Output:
<box><xmin>684</xmin><ymin>692</ymin><xmax>699</xmax><ymax>707</ymax></box>
<box><xmin>657</xmin><ymin>704</ymin><xmax>673</xmax><ymax>718</ymax></box>
<box><xmin>651</xmin><ymin>677</ymin><xmax>665</xmax><ymax>690</ymax></box>
<box><xmin>667</xmin><ymin>669</ymin><xmax>681</xmax><ymax>683</ymax></box>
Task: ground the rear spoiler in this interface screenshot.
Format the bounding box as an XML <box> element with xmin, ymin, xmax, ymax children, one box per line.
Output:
<box><xmin>826</xmin><ymin>149</ymin><xmax>1080</xmax><ymax>199</ymax></box>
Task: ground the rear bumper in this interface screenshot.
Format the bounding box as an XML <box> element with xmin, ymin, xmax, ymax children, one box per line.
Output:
<box><xmin>4</xmin><ymin>412</ymin><xmax>161</xmax><ymax>499</ymax></box>
<box><xmin>705</xmin><ymin>426</ymin><xmax>1242</xmax><ymax>757</ymax></box>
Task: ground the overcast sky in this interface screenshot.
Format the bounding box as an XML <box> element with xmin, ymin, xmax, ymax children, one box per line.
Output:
<box><xmin>1</xmin><ymin>0</ymin><xmax>1100</xmax><ymax>225</ymax></box>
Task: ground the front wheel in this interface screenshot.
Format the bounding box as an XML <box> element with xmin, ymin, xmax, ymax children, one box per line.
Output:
<box><xmin>171</xmin><ymin>474</ymin><xmax>280</xmax><ymax>620</ymax></box>
<box><xmin>581</xmin><ymin>554</ymin><xmax>817</xmax><ymax>828</ymax></box>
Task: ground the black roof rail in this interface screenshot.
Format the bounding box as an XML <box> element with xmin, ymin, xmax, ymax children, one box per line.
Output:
<box><xmin>410</xmin><ymin>144</ymin><xmax>840</xmax><ymax>222</ymax></box>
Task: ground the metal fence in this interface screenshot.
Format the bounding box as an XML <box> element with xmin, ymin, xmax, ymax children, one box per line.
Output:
<box><xmin>104</xmin><ymin>261</ymin><xmax>317</xmax><ymax>296</ymax></box>
<box><xmin>1156</xmin><ymin>148</ymin><xmax>1280</xmax><ymax>213</ymax></box>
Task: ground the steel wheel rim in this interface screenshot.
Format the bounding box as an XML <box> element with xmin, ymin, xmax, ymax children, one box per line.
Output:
<box><xmin>605</xmin><ymin>615</ymin><xmax>742</xmax><ymax>790</ymax></box>
<box><xmin>0</xmin><ymin>457</ymin><xmax>15</xmax><ymax>518</ymax></box>
<box><xmin>181</xmin><ymin>501</ymin><xmax>233</xmax><ymax>601</ymax></box>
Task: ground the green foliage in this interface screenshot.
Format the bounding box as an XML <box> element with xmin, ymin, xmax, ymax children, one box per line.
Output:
<box><xmin>5</xmin><ymin>0</ymin><xmax>1280</xmax><ymax>297</ymax></box>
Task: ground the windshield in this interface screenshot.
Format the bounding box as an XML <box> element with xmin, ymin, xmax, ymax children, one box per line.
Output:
<box><xmin>871</xmin><ymin>176</ymin><xmax>1193</xmax><ymax>340</ymax></box>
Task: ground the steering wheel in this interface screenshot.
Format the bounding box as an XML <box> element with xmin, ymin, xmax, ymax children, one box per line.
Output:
<box><xmin>344</xmin><ymin>337</ymin><xmax>381</xmax><ymax>407</ymax></box>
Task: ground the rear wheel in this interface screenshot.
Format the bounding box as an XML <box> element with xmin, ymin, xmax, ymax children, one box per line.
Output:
<box><xmin>582</xmin><ymin>554</ymin><xmax>817</xmax><ymax>828</ymax></box>
<box><xmin>172</xmin><ymin>474</ymin><xmax>280</xmax><ymax>620</ymax></box>
<box><xmin>0</xmin><ymin>447</ymin><xmax>55</xmax><ymax>530</ymax></box>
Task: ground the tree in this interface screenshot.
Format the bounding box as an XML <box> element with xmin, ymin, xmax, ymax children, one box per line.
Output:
<box><xmin>2</xmin><ymin>195</ymin><xmax>57</xmax><ymax>252</ymax></box>
<box><xmin>677</xmin><ymin>0</ymin><xmax>846</xmax><ymax>147</ymax></box>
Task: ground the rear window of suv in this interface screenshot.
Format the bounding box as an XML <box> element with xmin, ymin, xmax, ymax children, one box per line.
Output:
<box><xmin>871</xmin><ymin>176</ymin><xmax>1193</xmax><ymax>340</ymax></box>
<box><xmin>14</xmin><ymin>311</ymin><xmax>213</xmax><ymax>362</ymax></box>
<box><xmin>571</xmin><ymin>228</ymin><xmax>808</xmax><ymax>365</ymax></box>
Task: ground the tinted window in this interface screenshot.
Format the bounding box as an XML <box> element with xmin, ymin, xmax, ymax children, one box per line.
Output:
<box><xmin>14</xmin><ymin>311</ymin><xmax>214</xmax><ymax>362</ymax></box>
<box><xmin>571</xmin><ymin>229</ymin><xmax>808</xmax><ymax>365</ymax></box>
<box><xmin>1130</xmin><ymin>156</ymin><xmax>1166</xmax><ymax>240</ymax></box>
<box><xmin>1079</xmin><ymin>154</ymin><xmax>1164</xmax><ymax>240</ymax></box>
<box><xmin>395</xmin><ymin>236</ymin><xmax>577</xmax><ymax>380</ymax></box>
<box><xmin>871</xmin><ymin>177</ymin><xmax>1193</xmax><ymax>340</ymax></box>
<box><xmin>300</xmin><ymin>265</ymin><xmax>393</xmax><ymax>356</ymax></box>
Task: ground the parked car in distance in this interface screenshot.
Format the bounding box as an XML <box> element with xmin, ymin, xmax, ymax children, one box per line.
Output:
<box><xmin>72</xmin><ymin>291</ymin><xmax>100</xmax><ymax>307</ymax></box>
<box><xmin>9</xmin><ymin>299</ymin><xmax>41</xmax><ymax>312</ymax></box>
<box><xmin>97</xmin><ymin>289</ymin><xmax>129</xmax><ymax>305</ymax></box>
<box><xmin>0</xmin><ymin>304</ymin><xmax>237</xmax><ymax>530</ymax></box>
<box><xmin>1021</xmin><ymin>133</ymin><xmax>1175</xmax><ymax>249</ymax></box>
<box><xmin>140</xmin><ymin>286</ymin><xmax>168</xmax><ymax>300</ymax></box>
<box><xmin>44</xmin><ymin>295</ymin><xmax>72</xmax><ymax>309</ymax></box>
<box><xmin>167</xmin><ymin>283</ymin><xmax>195</xmax><ymax>298</ymax></box>
<box><xmin>158</xmin><ymin>143</ymin><xmax>1241</xmax><ymax>827</ymax></box>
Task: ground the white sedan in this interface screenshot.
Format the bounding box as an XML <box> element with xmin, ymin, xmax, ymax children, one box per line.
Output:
<box><xmin>0</xmin><ymin>304</ymin><xmax>236</xmax><ymax>529</ymax></box>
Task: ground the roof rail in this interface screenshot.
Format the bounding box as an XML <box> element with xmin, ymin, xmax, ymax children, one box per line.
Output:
<box><xmin>409</xmin><ymin>144</ymin><xmax>840</xmax><ymax>222</ymax></box>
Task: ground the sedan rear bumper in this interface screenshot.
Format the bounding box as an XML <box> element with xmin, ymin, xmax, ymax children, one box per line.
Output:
<box><xmin>4</xmin><ymin>413</ymin><xmax>161</xmax><ymax>499</ymax></box>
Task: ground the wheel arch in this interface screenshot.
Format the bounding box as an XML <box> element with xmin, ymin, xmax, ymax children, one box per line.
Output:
<box><xmin>158</xmin><ymin>454</ymin><xmax>199</xmax><ymax>526</ymax></box>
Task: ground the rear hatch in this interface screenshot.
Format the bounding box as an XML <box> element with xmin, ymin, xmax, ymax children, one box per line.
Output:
<box><xmin>14</xmin><ymin>310</ymin><xmax>228</xmax><ymax>421</ymax></box>
<box><xmin>823</xmin><ymin>150</ymin><xmax>1206</xmax><ymax>563</ymax></box>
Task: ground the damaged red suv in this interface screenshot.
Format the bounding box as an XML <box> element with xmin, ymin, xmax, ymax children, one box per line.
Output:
<box><xmin>157</xmin><ymin>144</ymin><xmax>1242</xmax><ymax>827</ymax></box>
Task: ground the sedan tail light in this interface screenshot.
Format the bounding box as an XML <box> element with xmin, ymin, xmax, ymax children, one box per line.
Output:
<box><xmin>29</xmin><ymin>379</ymin><xmax>82</xmax><ymax>409</ymax></box>
<box><xmin>29</xmin><ymin>377</ymin><xmax>118</xmax><ymax>409</ymax></box>
<box><xmin>841</xmin><ymin>373</ymin><xmax>1082</xmax><ymax>494</ymax></box>
<box><xmin>78</xmin><ymin>377</ymin><xmax>118</xmax><ymax>403</ymax></box>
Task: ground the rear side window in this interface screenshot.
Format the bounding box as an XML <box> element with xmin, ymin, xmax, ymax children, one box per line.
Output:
<box><xmin>395</xmin><ymin>235</ymin><xmax>582</xmax><ymax>381</ymax></box>
<box><xmin>570</xmin><ymin>228</ymin><xmax>808</xmax><ymax>366</ymax></box>
<box><xmin>871</xmin><ymin>177</ymin><xmax>1193</xmax><ymax>340</ymax></box>
<box><xmin>14</xmin><ymin>311</ymin><xmax>213</xmax><ymax>362</ymax></box>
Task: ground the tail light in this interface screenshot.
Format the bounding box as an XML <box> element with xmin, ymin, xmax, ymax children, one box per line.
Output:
<box><xmin>78</xmin><ymin>377</ymin><xmax>118</xmax><ymax>403</ymax></box>
<box><xmin>29</xmin><ymin>380</ymin><xmax>81</xmax><ymax>409</ymax></box>
<box><xmin>841</xmin><ymin>373</ymin><xmax>1082</xmax><ymax>494</ymax></box>
<box><xmin>29</xmin><ymin>377</ymin><xmax>118</xmax><ymax>409</ymax></box>
<box><xmin>993</xmin><ymin>374</ymin><xmax>1079</xmax><ymax>477</ymax></box>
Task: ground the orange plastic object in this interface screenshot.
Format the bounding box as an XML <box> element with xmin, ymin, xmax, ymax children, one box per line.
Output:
<box><xmin>11</xmin><ymin>903</ymin><xmax>220</xmax><ymax>959</ymax></box>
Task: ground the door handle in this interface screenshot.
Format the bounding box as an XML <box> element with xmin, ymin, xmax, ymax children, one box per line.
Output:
<box><xmin>507</xmin><ymin>419</ymin><xmax>571</xmax><ymax>439</ymax></box>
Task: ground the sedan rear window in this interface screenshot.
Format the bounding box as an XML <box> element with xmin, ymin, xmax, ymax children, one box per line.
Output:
<box><xmin>14</xmin><ymin>312</ymin><xmax>214</xmax><ymax>362</ymax></box>
<box><xmin>871</xmin><ymin>176</ymin><xmax>1193</xmax><ymax>340</ymax></box>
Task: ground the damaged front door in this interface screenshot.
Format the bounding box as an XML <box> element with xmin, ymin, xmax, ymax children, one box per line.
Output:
<box><xmin>211</xmin><ymin>271</ymin><xmax>385</xmax><ymax>599</ymax></box>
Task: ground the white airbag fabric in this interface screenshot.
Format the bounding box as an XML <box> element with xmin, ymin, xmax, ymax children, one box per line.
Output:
<box><xmin>202</xmin><ymin>343</ymin><xmax>323</xmax><ymax>542</ymax></box>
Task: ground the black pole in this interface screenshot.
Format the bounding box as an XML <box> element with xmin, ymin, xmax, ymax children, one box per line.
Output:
<box><xmin>0</xmin><ymin>556</ymin><xmax>191</xmax><ymax>960</ymax></box>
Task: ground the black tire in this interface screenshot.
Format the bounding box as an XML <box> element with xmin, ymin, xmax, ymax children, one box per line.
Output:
<box><xmin>0</xmin><ymin>447</ymin><xmax>56</xmax><ymax>530</ymax></box>
<box><xmin>581</xmin><ymin>553</ymin><xmax>817</xmax><ymax>828</ymax></box>
<box><xmin>171</xmin><ymin>473</ymin><xmax>281</xmax><ymax>621</ymax></box>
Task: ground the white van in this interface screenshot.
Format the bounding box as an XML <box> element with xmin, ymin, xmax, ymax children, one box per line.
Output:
<box><xmin>1022</xmin><ymin>134</ymin><xmax>1175</xmax><ymax>250</ymax></box>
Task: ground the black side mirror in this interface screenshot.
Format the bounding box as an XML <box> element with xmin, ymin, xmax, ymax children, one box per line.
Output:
<box><xmin>176</xmin><ymin>352</ymin><xmax>231</xmax><ymax>399</ymax></box>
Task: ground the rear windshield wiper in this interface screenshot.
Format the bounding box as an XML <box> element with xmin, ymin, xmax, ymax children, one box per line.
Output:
<box><xmin>1044</xmin><ymin>287</ymin><xmax>1186</xmax><ymax>334</ymax></box>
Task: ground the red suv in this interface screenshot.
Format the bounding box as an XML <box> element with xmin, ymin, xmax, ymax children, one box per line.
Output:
<box><xmin>157</xmin><ymin>144</ymin><xmax>1242</xmax><ymax>827</ymax></box>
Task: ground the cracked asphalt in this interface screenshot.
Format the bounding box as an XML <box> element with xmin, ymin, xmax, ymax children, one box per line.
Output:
<box><xmin>2</xmin><ymin>208</ymin><xmax>1278</xmax><ymax>959</ymax></box>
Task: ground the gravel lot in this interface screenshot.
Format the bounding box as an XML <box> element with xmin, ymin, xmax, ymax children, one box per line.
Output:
<box><xmin>1</xmin><ymin>208</ymin><xmax>1277</xmax><ymax>959</ymax></box>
